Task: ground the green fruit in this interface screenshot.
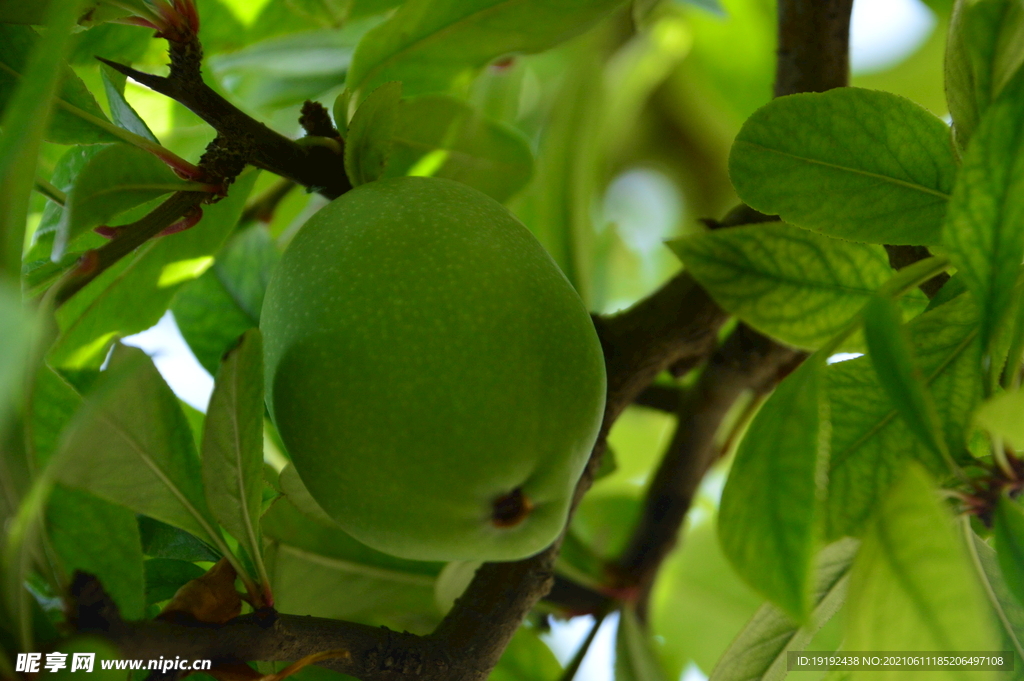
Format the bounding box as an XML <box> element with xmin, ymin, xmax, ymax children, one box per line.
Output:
<box><xmin>261</xmin><ymin>177</ymin><xmax>606</xmax><ymax>562</ymax></box>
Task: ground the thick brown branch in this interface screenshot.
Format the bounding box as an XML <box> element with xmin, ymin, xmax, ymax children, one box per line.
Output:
<box><xmin>97</xmin><ymin>56</ymin><xmax>351</xmax><ymax>199</ymax></box>
<box><xmin>774</xmin><ymin>0</ymin><xmax>854</xmax><ymax>97</ymax></box>
<box><xmin>614</xmin><ymin>327</ymin><xmax>804</xmax><ymax>598</ymax></box>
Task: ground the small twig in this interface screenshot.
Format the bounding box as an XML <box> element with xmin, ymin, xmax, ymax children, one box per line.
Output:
<box><xmin>54</xmin><ymin>191</ymin><xmax>206</xmax><ymax>306</ymax></box>
<box><xmin>97</xmin><ymin>57</ymin><xmax>351</xmax><ymax>199</ymax></box>
<box><xmin>241</xmin><ymin>179</ymin><xmax>298</xmax><ymax>225</ymax></box>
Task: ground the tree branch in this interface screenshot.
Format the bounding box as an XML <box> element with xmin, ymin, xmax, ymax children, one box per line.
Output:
<box><xmin>96</xmin><ymin>48</ymin><xmax>350</xmax><ymax>199</ymax></box>
<box><xmin>774</xmin><ymin>0</ymin><xmax>854</xmax><ymax>97</ymax></box>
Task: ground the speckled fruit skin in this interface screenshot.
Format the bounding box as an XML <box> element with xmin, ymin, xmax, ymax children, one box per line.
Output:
<box><xmin>261</xmin><ymin>177</ymin><xmax>606</xmax><ymax>562</ymax></box>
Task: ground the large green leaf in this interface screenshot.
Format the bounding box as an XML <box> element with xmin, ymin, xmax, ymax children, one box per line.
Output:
<box><xmin>825</xmin><ymin>293</ymin><xmax>983</xmax><ymax>539</ymax></box>
<box><xmin>0</xmin><ymin>24</ymin><xmax>120</xmax><ymax>146</ymax></box>
<box><xmin>52</xmin><ymin>345</ymin><xmax>226</xmax><ymax>550</ymax></box>
<box><xmin>173</xmin><ymin>224</ymin><xmax>279</xmax><ymax>375</ymax></box>
<box><xmin>264</xmin><ymin>498</ymin><xmax>441</xmax><ymax>633</ymax></box>
<box><xmin>0</xmin><ymin>283</ymin><xmax>32</xmax><ymax>414</ymax></box>
<box><xmin>968</xmin><ymin>532</ymin><xmax>1024</xmax><ymax>672</ymax></box>
<box><xmin>729</xmin><ymin>88</ymin><xmax>956</xmax><ymax>245</ymax></box>
<box><xmin>616</xmin><ymin>605</ymin><xmax>667</xmax><ymax>681</ymax></box>
<box><xmin>845</xmin><ymin>464</ymin><xmax>998</xmax><ymax>680</ymax></box>
<box><xmin>709</xmin><ymin>538</ymin><xmax>858</xmax><ymax>681</ymax></box>
<box><xmin>346</xmin><ymin>0</ymin><xmax>624</xmax><ymax>99</ymax></box>
<box><xmin>46</xmin><ymin>485</ymin><xmax>145</xmax><ymax>620</ymax></box>
<box><xmin>995</xmin><ymin>496</ymin><xmax>1024</xmax><ymax>608</ymax></box>
<box><xmin>945</xmin><ymin>0</ymin><xmax>1024</xmax><ymax>145</ymax></box>
<box><xmin>0</xmin><ymin>2</ymin><xmax>92</xmax><ymax>276</ymax></box>
<box><xmin>650</xmin><ymin>520</ymin><xmax>763</xmax><ymax>680</ymax></box>
<box><xmin>50</xmin><ymin>169</ymin><xmax>257</xmax><ymax>370</ymax></box>
<box><xmin>345</xmin><ymin>81</ymin><xmax>402</xmax><ymax>186</ymax></box>
<box><xmin>56</xmin><ymin>144</ymin><xmax>200</xmax><ymax>257</ymax></box>
<box><xmin>670</xmin><ymin>223</ymin><xmax>893</xmax><ymax>349</ymax></box>
<box><xmin>201</xmin><ymin>329</ymin><xmax>266</xmax><ymax>581</ymax></box>
<box><xmin>942</xmin><ymin>70</ymin><xmax>1024</xmax><ymax>359</ymax></box>
<box><xmin>863</xmin><ymin>295</ymin><xmax>949</xmax><ymax>465</ymax></box>
<box><xmin>383</xmin><ymin>95</ymin><xmax>533</xmax><ymax>203</ymax></box>
<box><xmin>719</xmin><ymin>356</ymin><xmax>828</xmax><ymax>619</ymax></box>
<box><xmin>101</xmin><ymin>65</ymin><xmax>158</xmax><ymax>143</ymax></box>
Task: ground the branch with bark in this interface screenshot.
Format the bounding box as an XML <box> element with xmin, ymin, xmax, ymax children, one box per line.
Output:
<box><xmin>61</xmin><ymin>2</ymin><xmax>900</xmax><ymax>680</ymax></box>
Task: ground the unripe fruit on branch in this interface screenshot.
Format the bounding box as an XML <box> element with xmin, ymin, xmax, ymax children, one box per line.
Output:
<box><xmin>261</xmin><ymin>177</ymin><xmax>606</xmax><ymax>561</ymax></box>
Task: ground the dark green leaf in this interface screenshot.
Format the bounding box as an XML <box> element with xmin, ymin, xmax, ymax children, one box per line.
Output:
<box><xmin>50</xmin><ymin>169</ymin><xmax>257</xmax><ymax>371</ymax></box>
<box><xmin>56</xmin><ymin>144</ymin><xmax>197</xmax><ymax>257</ymax></box>
<box><xmin>995</xmin><ymin>496</ymin><xmax>1024</xmax><ymax>607</ymax></box>
<box><xmin>69</xmin><ymin>22</ymin><xmax>151</xmax><ymax>65</ymax></box>
<box><xmin>616</xmin><ymin>605</ymin><xmax>667</xmax><ymax>681</ymax></box>
<box><xmin>345</xmin><ymin>81</ymin><xmax>402</xmax><ymax>186</ymax></box>
<box><xmin>52</xmin><ymin>345</ymin><xmax>226</xmax><ymax>550</ymax></box>
<box><xmin>826</xmin><ymin>293</ymin><xmax>983</xmax><ymax>539</ymax></box>
<box><xmin>101</xmin><ymin>65</ymin><xmax>158</xmax><ymax>143</ymax></box>
<box><xmin>0</xmin><ymin>0</ymin><xmax>53</xmax><ymax>23</ymax></box>
<box><xmin>0</xmin><ymin>24</ymin><xmax>120</xmax><ymax>146</ymax></box>
<box><xmin>942</xmin><ymin>70</ymin><xmax>1024</xmax><ymax>358</ymax></box>
<box><xmin>845</xmin><ymin>464</ymin><xmax>998</xmax><ymax>659</ymax></box>
<box><xmin>0</xmin><ymin>4</ymin><xmax>94</xmax><ymax>275</ymax></box>
<box><xmin>34</xmin><ymin>145</ymin><xmax>107</xmax><ymax>250</ymax></box>
<box><xmin>383</xmin><ymin>95</ymin><xmax>533</xmax><ymax>202</ymax></box>
<box><xmin>202</xmin><ymin>329</ymin><xmax>266</xmax><ymax>578</ymax></box>
<box><xmin>46</xmin><ymin>485</ymin><xmax>145</xmax><ymax>619</ymax></box>
<box><xmin>729</xmin><ymin>88</ymin><xmax>956</xmax><ymax>245</ymax></box>
<box><xmin>709</xmin><ymin>538</ymin><xmax>858</xmax><ymax>681</ymax></box>
<box><xmin>946</xmin><ymin>0</ymin><xmax>1024</xmax><ymax>145</ymax></box>
<box><xmin>670</xmin><ymin>223</ymin><xmax>893</xmax><ymax>349</ymax></box>
<box><xmin>138</xmin><ymin>516</ymin><xmax>220</xmax><ymax>562</ymax></box>
<box><xmin>173</xmin><ymin>224</ymin><xmax>279</xmax><ymax>374</ymax></box>
<box><xmin>719</xmin><ymin>356</ymin><xmax>827</xmax><ymax>619</ymax></box>
<box><xmin>863</xmin><ymin>295</ymin><xmax>949</xmax><ymax>465</ymax></box>
<box><xmin>0</xmin><ymin>283</ymin><xmax>32</xmax><ymax>414</ymax></box>
<box><xmin>346</xmin><ymin>0</ymin><xmax>624</xmax><ymax>99</ymax></box>
<box><xmin>143</xmin><ymin>558</ymin><xmax>205</xmax><ymax>605</ymax></box>
<box><xmin>29</xmin><ymin>365</ymin><xmax>81</xmax><ymax>469</ymax></box>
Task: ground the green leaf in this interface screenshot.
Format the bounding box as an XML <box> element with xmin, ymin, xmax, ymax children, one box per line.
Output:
<box><xmin>263</xmin><ymin>498</ymin><xmax>442</xmax><ymax>632</ymax></box>
<box><xmin>383</xmin><ymin>95</ymin><xmax>533</xmax><ymax>202</ymax></box>
<box><xmin>0</xmin><ymin>283</ymin><xmax>32</xmax><ymax>413</ymax></box>
<box><xmin>56</xmin><ymin>144</ymin><xmax>199</xmax><ymax>257</ymax></box>
<box><xmin>345</xmin><ymin>81</ymin><xmax>402</xmax><ymax>186</ymax></box>
<box><xmin>138</xmin><ymin>516</ymin><xmax>220</xmax><ymax>562</ymax></box>
<box><xmin>50</xmin><ymin>169</ymin><xmax>257</xmax><ymax>370</ymax></box>
<box><xmin>46</xmin><ymin>485</ymin><xmax>145</xmax><ymax>620</ymax></box>
<box><xmin>863</xmin><ymin>295</ymin><xmax>949</xmax><ymax>465</ymax></box>
<box><xmin>719</xmin><ymin>356</ymin><xmax>828</xmax><ymax>619</ymax></box>
<box><xmin>974</xmin><ymin>388</ymin><xmax>1024</xmax><ymax>448</ymax></box>
<box><xmin>942</xmin><ymin>70</ymin><xmax>1024</xmax><ymax>359</ymax></box>
<box><xmin>0</xmin><ymin>3</ymin><xmax>93</xmax><ymax>275</ymax></box>
<box><xmin>845</xmin><ymin>464</ymin><xmax>998</xmax><ymax>676</ymax></box>
<box><xmin>489</xmin><ymin>626</ymin><xmax>563</xmax><ymax>681</ymax></box>
<box><xmin>729</xmin><ymin>88</ymin><xmax>957</xmax><ymax>245</ymax></box>
<box><xmin>946</xmin><ymin>0</ymin><xmax>1024</xmax><ymax>145</ymax></box>
<box><xmin>173</xmin><ymin>224</ymin><xmax>278</xmax><ymax>374</ymax></box>
<box><xmin>29</xmin><ymin>365</ymin><xmax>81</xmax><ymax>469</ymax></box>
<box><xmin>826</xmin><ymin>293</ymin><xmax>983</xmax><ymax>539</ymax></box>
<box><xmin>616</xmin><ymin>605</ymin><xmax>667</xmax><ymax>681</ymax></box>
<box><xmin>650</xmin><ymin>520</ymin><xmax>763</xmax><ymax>679</ymax></box>
<box><xmin>143</xmin><ymin>558</ymin><xmax>205</xmax><ymax>605</ymax></box>
<box><xmin>278</xmin><ymin>464</ymin><xmax>338</xmax><ymax>526</ymax></box>
<box><xmin>52</xmin><ymin>345</ymin><xmax>226</xmax><ymax>551</ymax></box>
<box><xmin>201</xmin><ymin>329</ymin><xmax>266</xmax><ymax>582</ymax></box>
<box><xmin>0</xmin><ymin>0</ymin><xmax>53</xmax><ymax>23</ymax></box>
<box><xmin>34</xmin><ymin>145</ymin><xmax>107</xmax><ymax>251</ymax></box>
<box><xmin>709</xmin><ymin>538</ymin><xmax>858</xmax><ymax>681</ymax></box>
<box><xmin>669</xmin><ymin>223</ymin><xmax>893</xmax><ymax>349</ymax></box>
<box><xmin>995</xmin><ymin>496</ymin><xmax>1024</xmax><ymax>607</ymax></box>
<box><xmin>0</xmin><ymin>24</ymin><xmax>120</xmax><ymax>146</ymax></box>
<box><xmin>346</xmin><ymin>0</ymin><xmax>624</xmax><ymax>99</ymax></box>
<box><xmin>101</xmin><ymin>65</ymin><xmax>158</xmax><ymax>143</ymax></box>
<box><xmin>967</xmin><ymin>531</ymin><xmax>1024</xmax><ymax>669</ymax></box>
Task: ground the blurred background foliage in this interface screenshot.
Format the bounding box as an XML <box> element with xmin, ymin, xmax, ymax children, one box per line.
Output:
<box><xmin>19</xmin><ymin>0</ymin><xmax>953</xmax><ymax>678</ymax></box>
